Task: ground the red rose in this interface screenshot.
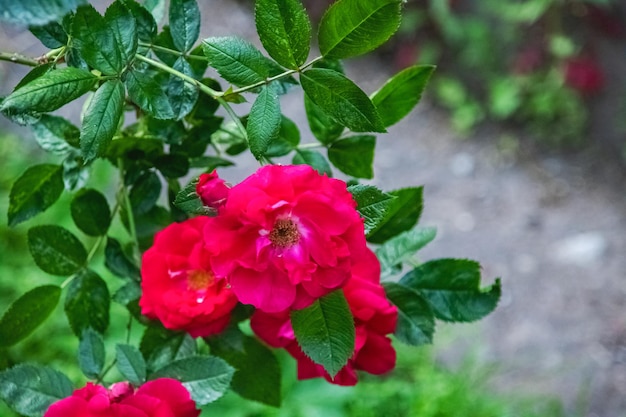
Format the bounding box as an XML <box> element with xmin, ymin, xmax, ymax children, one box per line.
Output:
<box><xmin>140</xmin><ymin>216</ymin><xmax>238</xmax><ymax>337</ymax></box>
<box><xmin>251</xmin><ymin>249</ymin><xmax>398</xmax><ymax>385</ymax></box>
<box><xmin>196</xmin><ymin>170</ymin><xmax>230</xmax><ymax>210</ymax></box>
<box><xmin>563</xmin><ymin>56</ymin><xmax>605</xmax><ymax>94</ymax></box>
<box><xmin>44</xmin><ymin>379</ymin><xmax>200</xmax><ymax>417</ymax></box>
<box><xmin>204</xmin><ymin>164</ymin><xmax>369</xmax><ymax>313</ymax></box>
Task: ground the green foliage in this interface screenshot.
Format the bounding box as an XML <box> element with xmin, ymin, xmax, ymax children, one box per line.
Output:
<box><xmin>367</xmin><ymin>187</ymin><xmax>424</xmax><ymax>243</ymax></box>
<box><xmin>383</xmin><ymin>282</ymin><xmax>434</xmax><ymax>345</ymax></box>
<box><xmin>27</xmin><ymin>225</ymin><xmax>87</xmax><ymax>276</ymax></box>
<box><xmin>0</xmin><ymin>0</ymin><xmax>85</xmax><ymax>26</ymax></box>
<box><xmin>77</xmin><ymin>328</ymin><xmax>105</xmax><ymax>379</ymax></box>
<box><xmin>70</xmin><ymin>189</ymin><xmax>111</xmax><ymax>236</ymax></box>
<box><xmin>116</xmin><ymin>344</ymin><xmax>147</xmax><ymax>386</ymax></box>
<box><xmin>376</xmin><ymin>226</ymin><xmax>437</xmax><ymax>276</ymax></box>
<box><xmin>248</xmin><ymin>85</ymin><xmax>282</xmax><ymax>160</ymax></box>
<box><xmin>8</xmin><ymin>164</ymin><xmax>63</xmax><ymax>227</ymax></box>
<box><xmin>348</xmin><ymin>184</ymin><xmax>396</xmax><ymax>235</ymax></box>
<box><xmin>328</xmin><ymin>135</ymin><xmax>376</xmax><ymax>178</ymax></box>
<box><xmin>64</xmin><ymin>269</ymin><xmax>110</xmax><ymax>335</ymax></box>
<box><xmin>291</xmin><ymin>290</ymin><xmax>355</xmax><ymax>378</ymax></box>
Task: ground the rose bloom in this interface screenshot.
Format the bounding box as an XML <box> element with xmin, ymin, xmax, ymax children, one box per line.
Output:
<box><xmin>44</xmin><ymin>379</ymin><xmax>200</xmax><ymax>417</ymax></box>
<box><xmin>563</xmin><ymin>56</ymin><xmax>605</xmax><ymax>94</ymax></box>
<box><xmin>140</xmin><ymin>216</ymin><xmax>238</xmax><ymax>337</ymax></box>
<box><xmin>196</xmin><ymin>170</ymin><xmax>229</xmax><ymax>210</ymax></box>
<box><xmin>204</xmin><ymin>164</ymin><xmax>370</xmax><ymax>313</ymax></box>
<box><xmin>251</xmin><ymin>249</ymin><xmax>398</xmax><ymax>385</ymax></box>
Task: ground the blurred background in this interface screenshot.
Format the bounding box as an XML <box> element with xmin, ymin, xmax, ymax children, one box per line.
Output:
<box><xmin>1</xmin><ymin>0</ymin><xmax>626</xmax><ymax>416</ymax></box>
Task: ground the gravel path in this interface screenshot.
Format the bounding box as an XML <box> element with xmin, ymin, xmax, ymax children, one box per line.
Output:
<box><xmin>1</xmin><ymin>2</ymin><xmax>625</xmax><ymax>416</ymax></box>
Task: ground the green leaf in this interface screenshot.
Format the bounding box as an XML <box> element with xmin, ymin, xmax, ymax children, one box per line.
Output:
<box><xmin>367</xmin><ymin>187</ymin><xmax>424</xmax><ymax>243</ymax></box>
<box><xmin>0</xmin><ymin>364</ymin><xmax>73</xmax><ymax>417</ymax></box>
<box><xmin>304</xmin><ymin>94</ymin><xmax>343</xmax><ymax>145</ymax></box>
<box><xmin>78</xmin><ymin>328</ymin><xmax>105</xmax><ymax>379</ymax></box>
<box><xmin>116</xmin><ymin>344</ymin><xmax>147</xmax><ymax>386</ymax></box>
<box><xmin>247</xmin><ymin>85</ymin><xmax>281</xmax><ymax>160</ymax></box>
<box><xmin>29</xmin><ymin>21</ymin><xmax>68</xmax><ymax>49</ymax></box>
<box><xmin>383</xmin><ymin>282</ymin><xmax>435</xmax><ymax>345</ymax></box>
<box><xmin>104</xmin><ymin>237</ymin><xmax>141</xmax><ymax>280</ymax></box>
<box><xmin>31</xmin><ymin>115</ymin><xmax>79</xmax><ymax>156</ymax></box>
<box><xmin>202</xmin><ymin>37</ymin><xmax>275</xmax><ymax>87</ymax></box>
<box><xmin>291</xmin><ymin>290</ymin><xmax>354</xmax><ymax>378</ymax></box>
<box><xmin>173</xmin><ymin>179</ymin><xmax>209</xmax><ymax>216</ymax></box>
<box><xmin>0</xmin><ymin>285</ymin><xmax>61</xmax><ymax>348</ymax></box>
<box><xmin>150</xmin><ymin>356</ymin><xmax>235</xmax><ymax>405</ymax></box>
<box><xmin>376</xmin><ymin>226</ymin><xmax>437</xmax><ymax>277</ymax></box>
<box><xmin>348</xmin><ymin>184</ymin><xmax>396</xmax><ymax>235</ymax></box>
<box><xmin>121</xmin><ymin>0</ymin><xmax>157</xmax><ymax>41</ymax></box>
<box><xmin>105</xmin><ymin>0</ymin><xmax>139</xmax><ymax>66</ymax></box>
<box><xmin>371</xmin><ymin>65</ymin><xmax>435</xmax><ymax>127</ymax></box>
<box><xmin>65</xmin><ymin>269</ymin><xmax>110</xmax><ymax>335</ymax></box>
<box><xmin>80</xmin><ymin>79</ymin><xmax>125</xmax><ymax>162</ymax></box>
<box><xmin>207</xmin><ymin>327</ymin><xmax>281</xmax><ymax>407</ymax></box>
<box><xmin>70</xmin><ymin>188</ymin><xmax>111</xmax><ymax>236</ymax></box>
<box><xmin>62</xmin><ymin>151</ymin><xmax>90</xmax><ymax>191</ymax></box>
<box><xmin>318</xmin><ymin>0</ymin><xmax>402</xmax><ymax>60</ymax></box>
<box><xmin>169</xmin><ymin>0</ymin><xmax>200</xmax><ymax>52</ymax></box>
<box><xmin>8</xmin><ymin>164</ymin><xmax>63</xmax><ymax>227</ymax></box>
<box><xmin>292</xmin><ymin>149</ymin><xmax>332</xmax><ymax>177</ymax></box>
<box><xmin>265</xmin><ymin>116</ymin><xmax>301</xmax><ymax>157</ymax></box>
<box><xmin>400</xmin><ymin>259</ymin><xmax>502</xmax><ymax>322</ymax></box>
<box><xmin>71</xmin><ymin>4</ymin><xmax>123</xmax><ymax>75</ymax></box>
<box><xmin>301</xmin><ymin>68</ymin><xmax>385</xmax><ymax>133</ymax></box>
<box><xmin>0</xmin><ymin>67</ymin><xmax>97</xmax><ymax>117</ymax></box>
<box><xmin>0</xmin><ymin>0</ymin><xmax>85</xmax><ymax>25</ymax></box>
<box><xmin>140</xmin><ymin>326</ymin><xmax>197</xmax><ymax>372</ymax></box>
<box><xmin>255</xmin><ymin>0</ymin><xmax>311</xmax><ymax>69</ymax></box>
<box><xmin>167</xmin><ymin>57</ymin><xmax>199</xmax><ymax>120</ymax></box>
<box><xmin>129</xmin><ymin>171</ymin><xmax>162</xmax><ymax>215</ymax></box>
<box><xmin>28</xmin><ymin>225</ymin><xmax>87</xmax><ymax>276</ymax></box>
<box><xmin>125</xmin><ymin>69</ymin><xmax>175</xmax><ymax>119</ymax></box>
<box><xmin>328</xmin><ymin>135</ymin><xmax>376</xmax><ymax>179</ymax></box>
<box><xmin>13</xmin><ymin>63</ymin><xmax>54</xmax><ymax>92</ymax></box>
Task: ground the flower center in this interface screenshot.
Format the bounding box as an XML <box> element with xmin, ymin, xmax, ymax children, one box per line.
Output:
<box><xmin>187</xmin><ymin>269</ymin><xmax>214</xmax><ymax>291</ymax></box>
<box><xmin>269</xmin><ymin>218</ymin><xmax>300</xmax><ymax>248</ymax></box>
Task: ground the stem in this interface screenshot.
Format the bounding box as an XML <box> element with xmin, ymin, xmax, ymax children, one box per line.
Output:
<box><xmin>138</xmin><ymin>42</ymin><xmax>207</xmax><ymax>61</ymax></box>
<box><xmin>118</xmin><ymin>159</ymin><xmax>140</xmax><ymax>263</ymax></box>
<box><xmin>96</xmin><ymin>359</ymin><xmax>117</xmax><ymax>384</ymax></box>
<box><xmin>0</xmin><ymin>51</ymin><xmax>38</xmax><ymax>67</ymax></box>
<box><xmin>297</xmin><ymin>142</ymin><xmax>325</xmax><ymax>150</ymax></box>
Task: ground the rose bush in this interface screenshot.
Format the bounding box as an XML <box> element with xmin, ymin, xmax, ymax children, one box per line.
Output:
<box><xmin>43</xmin><ymin>379</ymin><xmax>200</xmax><ymax>417</ymax></box>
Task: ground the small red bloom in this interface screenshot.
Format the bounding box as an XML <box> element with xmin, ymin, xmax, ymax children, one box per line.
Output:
<box><xmin>196</xmin><ymin>170</ymin><xmax>230</xmax><ymax>210</ymax></box>
<box><xmin>563</xmin><ymin>56</ymin><xmax>605</xmax><ymax>94</ymax></box>
<box><xmin>44</xmin><ymin>379</ymin><xmax>200</xmax><ymax>417</ymax></box>
<box><xmin>251</xmin><ymin>249</ymin><xmax>398</xmax><ymax>385</ymax></box>
<box><xmin>140</xmin><ymin>216</ymin><xmax>238</xmax><ymax>337</ymax></box>
<box><xmin>204</xmin><ymin>164</ymin><xmax>369</xmax><ymax>313</ymax></box>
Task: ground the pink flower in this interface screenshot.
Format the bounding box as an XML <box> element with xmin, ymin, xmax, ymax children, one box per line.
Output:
<box><xmin>251</xmin><ymin>249</ymin><xmax>398</xmax><ymax>385</ymax></box>
<box><xmin>563</xmin><ymin>56</ymin><xmax>605</xmax><ymax>94</ymax></box>
<box><xmin>196</xmin><ymin>170</ymin><xmax>229</xmax><ymax>210</ymax></box>
<box><xmin>44</xmin><ymin>379</ymin><xmax>200</xmax><ymax>417</ymax></box>
<box><xmin>140</xmin><ymin>216</ymin><xmax>238</xmax><ymax>337</ymax></box>
<box><xmin>204</xmin><ymin>164</ymin><xmax>369</xmax><ymax>313</ymax></box>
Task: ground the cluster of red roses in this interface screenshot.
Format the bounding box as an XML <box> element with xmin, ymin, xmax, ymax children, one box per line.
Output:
<box><xmin>140</xmin><ymin>164</ymin><xmax>398</xmax><ymax>385</ymax></box>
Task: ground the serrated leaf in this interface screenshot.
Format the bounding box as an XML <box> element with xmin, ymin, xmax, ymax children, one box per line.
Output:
<box><xmin>29</xmin><ymin>21</ymin><xmax>68</xmax><ymax>49</ymax></box>
<box><xmin>0</xmin><ymin>364</ymin><xmax>73</xmax><ymax>417</ymax></box>
<box><xmin>0</xmin><ymin>67</ymin><xmax>97</xmax><ymax>117</ymax></box>
<box><xmin>383</xmin><ymin>282</ymin><xmax>435</xmax><ymax>345</ymax></box>
<box><xmin>13</xmin><ymin>64</ymin><xmax>54</xmax><ymax>92</ymax></box>
<box><xmin>318</xmin><ymin>0</ymin><xmax>402</xmax><ymax>60</ymax></box>
<box><xmin>202</xmin><ymin>37</ymin><xmax>275</xmax><ymax>87</ymax></box>
<box><xmin>0</xmin><ymin>0</ymin><xmax>86</xmax><ymax>25</ymax></box>
<box><xmin>301</xmin><ymin>68</ymin><xmax>385</xmax><ymax>133</ymax></box>
<box><xmin>65</xmin><ymin>269</ymin><xmax>110</xmax><ymax>335</ymax></box>
<box><xmin>31</xmin><ymin>115</ymin><xmax>79</xmax><ymax>156</ymax></box>
<box><xmin>304</xmin><ymin>94</ymin><xmax>343</xmax><ymax>145</ymax></box>
<box><xmin>265</xmin><ymin>115</ymin><xmax>300</xmax><ymax>157</ymax></box>
<box><xmin>376</xmin><ymin>226</ymin><xmax>437</xmax><ymax>277</ymax></box>
<box><xmin>116</xmin><ymin>344</ymin><xmax>147</xmax><ymax>386</ymax></box>
<box><xmin>121</xmin><ymin>0</ymin><xmax>157</xmax><ymax>41</ymax></box>
<box><xmin>207</xmin><ymin>327</ymin><xmax>281</xmax><ymax>407</ymax></box>
<box><xmin>371</xmin><ymin>65</ymin><xmax>435</xmax><ymax>127</ymax></box>
<box><xmin>70</xmin><ymin>188</ymin><xmax>111</xmax><ymax>236</ymax></box>
<box><xmin>125</xmin><ymin>69</ymin><xmax>175</xmax><ymax>119</ymax></box>
<box><xmin>28</xmin><ymin>225</ymin><xmax>87</xmax><ymax>276</ymax></box>
<box><xmin>400</xmin><ymin>259</ymin><xmax>502</xmax><ymax>322</ymax></box>
<box><xmin>71</xmin><ymin>4</ymin><xmax>123</xmax><ymax>75</ymax></box>
<box><xmin>150</xmin><ymin>356</ymin><xmax>234</xmax><ymax>405</ymax></box>
<box><xmin>140</xmin><ymin>326</ymin><xmax>197</xmax><ymax>372</ymax></box>
<box><xmin>167</xmin><ymin>57</ymin><xmax>199</xmax><ymax>120</ymax></box>
<box><xmin>8</xmin><ymin>164</ymin><xmax>63</xmax><ymax>227</ymax></box>
<box><xmin>80</xmin><ymin>79</ymin><xmax>125</xmax><ymax>162</ymax></box>
<box><xmin>173</xmin><ymin>179</ymin><xmax>208</xmax><ymax>215</ymax></box>
<box><xmin>105</xmin><ymin>0</ymin><xmax>138</xmax><ymax>65</ymax></box>
<box><xmin>292</xmin><ymin>149</ymin><xmax>332</xmax><ymax>177</ymax></box>
<box><xmin>62</xmin><ymin>151</ymin><xmax>90</xmax><ymax>191</ymax></box>
<box><xmin>169</xmin><ymin>0</ymin><xmax>200</xmax><ymax>52</ymax></box>
<box><xmin>367</xmin><ymin>187</ymin><xmax>424</xmax><ymax>243</ymax></box>
<box><xmin>0</xmin><ymin>285</ymin><xmax>61</xmax><ymax>348</ymax></box>
<box><xmin>255</xmin><ymin>0</ymin><xmax>311</xmax><ymax>69</ymax></box>
<box><xmin>78</xmin><ymin>328</ymin><xmax>105</xmax><ymax>379</ymax></box>
<box><xmin>328</xmin><ymin>135</ymin><xmax>376</xmax><ymax>179</ymax></box>
<box><xmin>247</xmin><ymin>85</ymin><xmax>281</xmax><ymax>160</ymax></box>
<box><xmin>104</xmin><ymin>237</ymin><xmax>139</xmax><ymax>280</ymax></box>
<box><xmin>291</xmin><ymin>290</ymin><xmax>354</xmax><ymax>378</ymax></box>
<box><xmin>348</xmin><ymin>184</ymin><xmax>396</xmax><ymax>235</ymax></box>
<box><xmin>129</xmin><ymin>170</ymin><xmax>162</xmax><ymax>215</ymax></box>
